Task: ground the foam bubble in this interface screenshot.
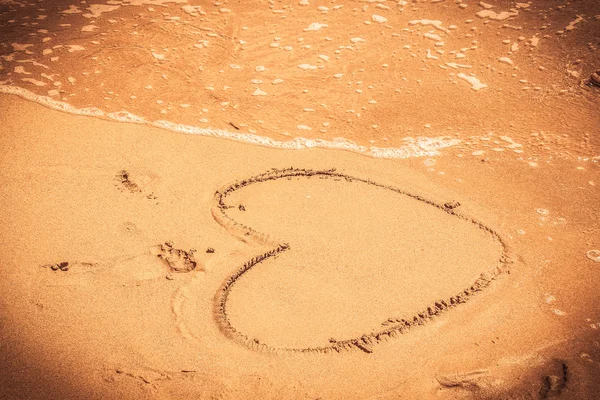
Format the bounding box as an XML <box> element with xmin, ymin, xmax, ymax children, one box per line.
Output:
<box><xmin>586</xmin><ymin>250</ymin><xmax>600</xmax><ymax>263</ymax></box>
<box><xmin>0</xmin><ymin>84</ymin><xmax>460</xmax><ymax>159</ymax></box>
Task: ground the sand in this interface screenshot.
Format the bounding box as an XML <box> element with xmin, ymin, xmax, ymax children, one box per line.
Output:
<box><xmin>1</xmin><ymin>0</ymin><xmax>600</xmax><ymax>399</ymax></box>
<box><xmin>1</xmin><ymin>92</ymin><xmax>599</xmax><ymax>399</ymax></box>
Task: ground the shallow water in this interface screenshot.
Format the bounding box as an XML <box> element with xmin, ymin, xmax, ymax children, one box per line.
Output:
<box><xmin>1</xmin><ymin>0</ymin><xmax>598</xmax><ymax>159</ymax></box>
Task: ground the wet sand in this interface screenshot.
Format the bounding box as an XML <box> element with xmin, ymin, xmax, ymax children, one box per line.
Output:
<box><xmin>1</xmin><ymin>0</ymin><xmax>599</xmax><ymax>151</ymax></box>
<box><xmin>1</xmin><ymin>0</ymin><xmax>600</xmax><ymax>399</ymax></box>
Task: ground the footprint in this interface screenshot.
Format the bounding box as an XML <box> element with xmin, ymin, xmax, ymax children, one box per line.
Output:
<box><xmin>115</xmin><ymin>170</ymin><xmax>141</xmax><ymax>193</ymax></box>
<box><xmin>115</xmin><ymin>170</ymin><xmax>158</xmax><ymax>199</ymax></box>
<box><xmin>437</xmin><ymin>359</ymin><xmax>569</xmax><ymax>399</ymax></box>
<box><xmin>36</xmin><ymin>246</ymin><xmax>193</xmax><ymax>290</ymax></box>
<box><xmin>110</xmin><ymin>253</ymin><xmax>167</xmax><ymax>284</ymax></box>
<box><xmin>150</xmin><ymin>242</ymin><xmax>199</xmax><ymax>273</ymax></box>
<box><xmin>41</xmin><ymin>261</ymin><xmax>70</xmax><ymax>271</ymax></box>
<box><xmin>436</xmin><ymin>369</ymin><xmax>491</xmax><ymax>389</ymax></box>
<box><xmin>120</xmin><ymin>221</ymin><xmax>142</xmax><ymax>235</ymax></box>
<box><xmin>33</xmin><ymin>261</ymin><xmax>104</xmax><ymax>299</ymax></box>
<box><xmin>114</xmin><ymin>367</ymin><xmax>170</xmax><ymax>388</ymax></box>
<box><xmin>40</xmin><ymin>261</ymin><xmax>101</xmax><ymax>274</ymax></box>
<box><xmin>539</xmin><ymin>361</ymin><xmax>568</xmax><ymax>398</ymax></box>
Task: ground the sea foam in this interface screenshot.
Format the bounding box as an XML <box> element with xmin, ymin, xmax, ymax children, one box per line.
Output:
<box><xmin>0</xmin><ymin>84</ymin><xmax>460</xmax><ymax>159</ymax></box>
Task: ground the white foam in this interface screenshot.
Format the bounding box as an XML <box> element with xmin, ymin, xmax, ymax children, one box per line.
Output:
<box><xmin>372</xmin><ymin>15</ymin><xmax>387</xmax><ymax>24</ymax></box>
<box><xmin>409</xmin><ymin>19</ymin><xmax>449</xmax><ymax>33</ymax></box>
<box><xmin>304</xmin><ymin>22</ymin><xmax>327</xmax><ymax>32</ymax></box>
<box><xmin>475</xmin><ymin>10</ymin><xmax>517</xmax><ymax>21</ymax></box>
<box><xmin>565</xmin><ymin>16</ymin><xmax>584</xmax><ymax>32</ymax></box>
<box><xmin>457</xmin><ymin>73</ymin><xmax>487</xmax><ymax>90</ymax></box>
<box><xmin>21</xmin><ymin>78</ymin><xmax>46</xmax><ymax>86</ymax></box>
<box><xmin>424</xmin><ymin>32</ymin><xmax>442</xmax><ymax>42</ymax></box>
<box><xmin>181</xmin><ymin>5</ymin><xmax>205</xmax><ymax>16</ymax></box>
<box><xmin>0</xmin><ymin>84</ymin><xmax>460</xmax><ymax>159</ymax></box>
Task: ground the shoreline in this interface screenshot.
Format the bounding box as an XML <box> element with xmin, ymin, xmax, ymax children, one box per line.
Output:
<box><xmin>0</xmin><ymin>85</ymin><xmax>461</xmax><ymax>160</ymax></box>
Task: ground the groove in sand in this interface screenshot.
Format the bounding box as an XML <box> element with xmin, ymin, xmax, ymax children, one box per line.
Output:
<box><xmin>211</xmin><ymin>168</ymin><xmax>512</xmax><ymax>355</ymax></box>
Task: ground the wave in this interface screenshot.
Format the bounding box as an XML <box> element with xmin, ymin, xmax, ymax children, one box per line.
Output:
<box><xmin>0</xmin><ymin>84</ymin><xmax>460</xmax><ymax>159</ymax></box>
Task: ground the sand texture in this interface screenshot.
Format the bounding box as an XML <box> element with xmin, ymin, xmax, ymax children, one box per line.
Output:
<box><xmin>1</xmin><ymin>92</ymin><xmax>599</xmax><ymax>399</ymax></box>
<box><xmin>212</xmin><ymin>168</ymin><xmax>507</xmax><ymax>353</ymax></box>
<box><xmin>1</xmin><ymin>0</ymin><xmax>600</xmax><ymax>399</ymax></box>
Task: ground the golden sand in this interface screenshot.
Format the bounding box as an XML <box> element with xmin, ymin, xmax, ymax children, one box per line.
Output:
<box><xmin>1</xmin><ymin>91</ymin><xmax>599</xmax><ymax>398</ymax></box>
<box><xmin>0</xmin><ymin>0</ymin><xmax>599</xmax><ymax>398</ymax></box>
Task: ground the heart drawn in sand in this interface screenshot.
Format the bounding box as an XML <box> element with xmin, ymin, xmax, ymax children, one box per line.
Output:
<box><xmin>211</xmin><ymin>168</ymin><xmax>511</xmax><ymax>354</ymax></box>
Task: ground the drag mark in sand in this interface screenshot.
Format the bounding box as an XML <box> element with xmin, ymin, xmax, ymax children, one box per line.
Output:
<box><xmin>211</xmin><ymin>168</ymin><xmax>512</xmax><ymax>355</ymax></box>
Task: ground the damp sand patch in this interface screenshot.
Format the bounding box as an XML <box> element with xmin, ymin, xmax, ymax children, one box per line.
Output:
<box><xmin>211</xmin><ymin>169</ymin><xmax>511</xmax><ymax>354</ymax></box>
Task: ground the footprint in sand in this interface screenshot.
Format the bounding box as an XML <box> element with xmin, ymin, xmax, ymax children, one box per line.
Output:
<box><xmin>437</xmin><ymin>358</ymin><xmax>568</xmax><ymax>399</ymax></box>
<box><xmin>36</xmin><ymin>241</ymin><xmax>200</xmax><ymax>294</ymax></box>
<box><xmin>209</xmin><ymin>168</ymin><xmax>512</xmax><ymax>354</ymax></box>
<box><xmin>40</xmin><ymin>261</ymin><xmax>100</xmax><ymax>273</ymax></box>
<box><xmin>116</xmin><ymin>170</ymin><xmax>141</xmax><ymax>193</ymax></box>
<box><xmin>41</xmin><ymin>261</ymin><xmax>71</xmax><ymax>271</ymax></box>
<box><xmin>115</xmin><ymin>169</ymin><xmax>158</xmax><ymax>200</ymax></box>
<box><xmin>150</xmin><ymin>242</ymin><xmax>198</xmax><ymax>273</ymax></box>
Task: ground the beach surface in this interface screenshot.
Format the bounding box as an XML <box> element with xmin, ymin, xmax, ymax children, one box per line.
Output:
<box><xmin>1</xmin><ymin>92</ymin><xmax>599</xmax><ymax>399</ymax></box>
<box><xmin>1</xmin><ymin>0</ymin><xmax>599</xmax><ymax>399</ymax></box>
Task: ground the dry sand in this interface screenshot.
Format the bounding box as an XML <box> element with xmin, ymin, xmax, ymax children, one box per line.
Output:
<box><xmin>1</xmin><ymin>0</ymin><xmax>600</xmax><ymax>399</ymax></box>
<box><xmin>1</xmin><ymin>92</ymin><xmax>599</xmax><ymax>399</ymax></box>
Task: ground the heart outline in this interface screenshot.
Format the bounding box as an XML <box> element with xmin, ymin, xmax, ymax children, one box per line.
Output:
<box><xmin>212</xmin><ymin>168</ymin><xmax>512</xmax><ymax>354</ymax></box>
